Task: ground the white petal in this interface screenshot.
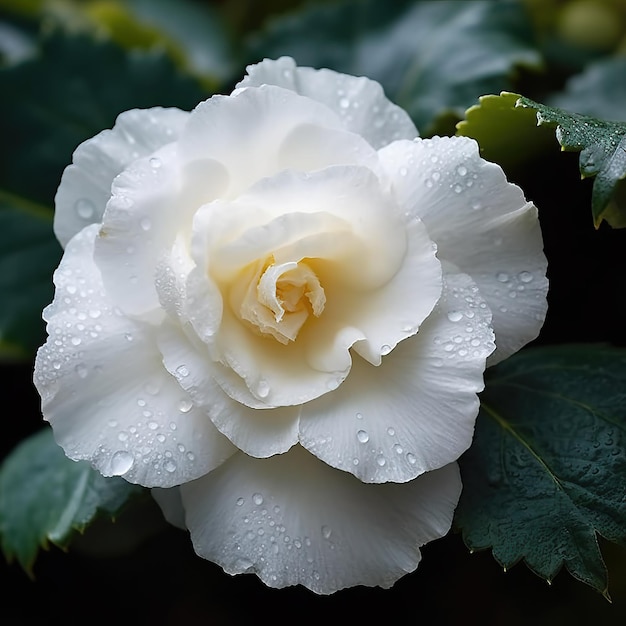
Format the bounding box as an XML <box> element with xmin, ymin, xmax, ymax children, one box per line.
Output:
<box><xmin>54</xmin><ymin>108</ymin><xmax>189</xmax><ymax>247</ymax></box>
<box><xmin>157</xmin><ymin>321</ymin><xmax>300</xmax><ymax>458</ymax></box>
<box><xmin>379</xmin><ymin>136</ymin><xmax>548</xmax><ymax>364</ymax></box>
<box><xmin>151</xmin><ymin>487</ymin><xmax>186</xmax><ymax>530</ymax></box>
<box><xmin>33</xmin><ymin>225</ymin><xmax>236</xmax><ymax>487</ymax></box>
<box><xmin>238</xmin><ymin>57</ymin><xmax>418</xmax><ymax>148</ymax></box>
<box><xmin>180</xmin><ymin>446</ymin><xmax>461</xmax><ymax>594</ymax></box>
<box><xmin>299</xmin><ymin>272</ymin><xmax>495</xmax><ymax>483</ymax></box>
<box><xmin>94</xmin><ymin>143</ymin><xmax>229</xmax><ymax>316</ymax></box>
<box><xmin>178</xmin><ymin>85</ymin><xmax>347</xmax><ymax>197</ymax></box>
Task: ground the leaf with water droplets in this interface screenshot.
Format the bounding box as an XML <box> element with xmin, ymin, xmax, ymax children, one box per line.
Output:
<box><xmin>0</xmin><ymin>427</ymin><xmax>143</xmax><ymax>573</ymax></box>
<box><xmin>455</xmin><ymin>344</ymin><xmax>626</xmax><ymax>599</ymax></box>
<box><xmin>457</xmin><ymin>92</ymin><xmax>626</xmax><ymax>228</ymax></box>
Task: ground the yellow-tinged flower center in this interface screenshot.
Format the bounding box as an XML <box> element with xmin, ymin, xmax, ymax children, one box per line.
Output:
<box><xmin>237</xmin><ymin>257</ymin><xmax>326</xmax><ymax>344</ymax></box>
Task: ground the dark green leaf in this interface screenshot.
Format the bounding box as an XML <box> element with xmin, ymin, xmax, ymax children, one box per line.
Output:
<box><xmin>0</xmin><ymin>31</ymin><xmax>210</xmax><ymax>205</ymax></box>
<box><xmin>248</xmin><ymin>0</ymin><xmax>541</xmax><ymax>135</ymax></box>
<box><xmin>0</xmin><ymin>32</ymin><xmax>210</xmax><ymax>356</ymax></box>
<box><xmin>458</xmin><ymin>91</ymin><xmax>626</xmax><ymax>228</ymax></box>
<box><xmin>517</xmin><ymin>95</ymin><xmax>626</xmax><ymax>229</ymax></box>
<box><xmin>456</xmin><ymin>345</ymin><xmax>626</xmax><ymax>599</ymax></box>
<box><xmin>0</xmin><ymin>427</ymin><xmax>143</xmax><ymax>572</ymax></box>
<box><xmin>0</xmin><ymin>194</ymin><xmax>60</xmax><ymax>357</ymax></box>
<box><xmin>548</xmin><ymin>57</ymin><xmax>626</xmax><ymax>124</ymax></box>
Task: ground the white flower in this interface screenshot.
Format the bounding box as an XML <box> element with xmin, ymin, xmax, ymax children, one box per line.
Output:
<box><xmin>34</xmin><ymin>57</ymin><xmax>547</xmax><ymax>594</ymax></box>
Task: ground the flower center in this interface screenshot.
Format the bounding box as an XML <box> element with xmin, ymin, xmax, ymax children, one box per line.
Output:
<box><xmin>238</xmin><ymin>258</ymin><xmax>326</xmax><ymax>344</ymax></box>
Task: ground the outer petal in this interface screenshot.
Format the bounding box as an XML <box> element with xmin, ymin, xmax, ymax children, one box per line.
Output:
<box><xmin>299</xmin><ymin>271</ymin><xmax>495</xmax><ymax>483</ymax></box>
<box><xmin>33</xmin><ymin>225</ymin><xmax>236</xmax><ymax>487</ymax></box>
<box><xmin>237</xmin><ymin>56</ymin><xmax>418</xmax><ymax>148</ymax></box>
<box><xmin>54</xmin><ymin>107</ymin><xmax>189</xmax><ymax>247</ymax></box>
<box><xmin>179</xmin><ymin>446</ymin><xmax>461</xmax><ymax>594</ymax></box>
<box><xmin>379</xmin><ymin>136</ymin><xmax>548</xmax><ymax>364</ymax></box>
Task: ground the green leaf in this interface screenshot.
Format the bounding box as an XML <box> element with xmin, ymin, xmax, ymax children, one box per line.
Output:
<box><xmin>516</xmin><ymin>94</ymin><xmax>626</xmax><ymax>228</ymax></box>
<box><xmin>0</xmin><ymin>31</ymin><xmax>210</xmax><ymax>205</ymax></box>
<box><xmin>548</xmin><ymin>57</ymin><xmax>626</xmax><ymax>124</ymax></box>
<box><xmin>248</xmin><ymin>0</ymin><xmax>542</xmax><ymax>135</ymax></box>
<box><xmin>0</xmin><ymin>427</ymin><xmax>143</xmax><ymax>572</ymax></box>
<box><xmin>455</xmin><ymin>345</ymin><xmax>626</xmax><ymax>599</ymax></box>
<box><xmin>457</xmin><ymin>91</ymin><xmax>626</xmax><ymax>228</ymax></box>
<box><xmin>0</xmin><ymin>193</ymin><xmax>60</xmax><ymax>357</ymax></box>
<box><xmin>456</xmin><ymin>91</ymin><xmax>558</xmax><ymax>174</ymax></box>
<box><xmin>0</xmin><ymin>32</ymin><xmax>210</xmax><ymax>356</ymax></box>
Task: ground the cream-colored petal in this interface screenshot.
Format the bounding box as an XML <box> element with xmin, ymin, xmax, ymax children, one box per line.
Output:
<box><xmin>180</xmin><ymin>446</ymin><xmax>461</xmax><ymax>594</ymax></box>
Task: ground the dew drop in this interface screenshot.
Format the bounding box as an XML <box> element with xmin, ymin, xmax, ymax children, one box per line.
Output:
<box><xmin>178</xmin><ymin>398</ymin><xmax>193</xmax><ymax>413</ymax></box>
<box><xmin>70</xmin><ymin>336</ymin><xmax>82</xmax><ymax>346</ymax></box>
<box><xmin>75</xmin><ymin>198</ymin><xmax>95</xmax><ymax>219</ymax></box>
<box><xmin>376</xmin><ymin>455</ymin><xmax>386</xmax><ymax>467</ymax></box>
<box><xmin>497</xmin><ymin>272</ymin><xmax>509</xmax><ymax>283</ymax></box>
<box><xmin>380</xmin><ymin>344</ymin><xmax>392</xmax><ymax>355</ymax></box>
<box><xmin>322</xmin><ymin>525</ymin><xmax>332</xmax><ymax>539</ymax></box>
<box><xmin>140</xmin><ymin>217</ymin><xmax>152</xmax><ymax>231</ymax></box>
<box><xmin>387</xmin><ymin>427</ymin><xmax>395</xmax><ymax>436</ymax></box>
<box><xmin>339</xmin><ymin>97</ymin><xmax>350</xmax><ymax>109</ymax></box>
<box><xmin>406</xmin><ymin>452</ymin><xmax>417</xmax><ymax>465</ymax></box>
<box><xmin>356</xmin><ymin>429</ymin><xmax>369</xmax><ymax>443</ymax></box>
<box><xmin>75</xmin><ymin>363</ymin><xmax>88</xmax><ymax>379</ymax></box>
<box><xmin>355</xmin><ymin>412</ymin><xmax>363</xmax><ymax>420</ymax></box>
<box><xmin>253</xmin><ymin>493</ymin><xmax>264</xmax><ymax>506</ymax></box>
<box><xmin>164</xmin><ymin>459</ymin><xmax>177</xmax><ymax>473</ymax></box>
<box><xmin>447</xmin><ymin>310</ymin><xmax>463</xmax><ymax>322</ymax></box>
<box><xmin>110</xmin><ymin>450</ymin><xmax>134</xmax><ymax>476</ymax></box>
<box><xmin>519</xmin><ymin>271</ymin><xmax>534</xmax><ymax>283</ymax></box>
<box><xmin>399</xmin><ymin>167</ymin><xmax>408</xmax><ymax>177</ymax></box>
<box><xmin>457</xmin><ymin>165</ymin><xmax>468</xmax><ymax>176</ymax></box>
<box><xmin>257</xmin><ymin>379</ymin><xmax>270</xmax><ymax>398</ymax></box>
<box><xmin>149</xmin><ymin>157</ymin><xmax>162</xmax><ymax>169</ymax></box>
<box><xmin>176</xmin><ymin>365</ymin><xmax>190</xmax><ymax>378</ymax></box>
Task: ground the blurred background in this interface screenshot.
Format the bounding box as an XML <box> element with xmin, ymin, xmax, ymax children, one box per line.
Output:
<box><xmin>1</xmin><ymin>0</ymin><xmax>626</xmax><ymax>623</ymax></box>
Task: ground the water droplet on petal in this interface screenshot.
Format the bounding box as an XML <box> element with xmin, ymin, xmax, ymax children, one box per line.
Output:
<box><xmin>75</xmin><ymin>198</ymin><xmax>95</xmax><ymax>219</ymax></box>
<box><xmin>322</xmin><ymin>525</ymin><xmax>332</xmax><ymax>539</ymax></box>
<box><xmin>253</xmin><ymin>493</ymin><xmax>264</xmax><ymax>506</ymax></box>
<box><xmin>149</xmin><ymin>157</ymin><xmax>162</xmax><ymax>169</ymax></box>
<box><xmin>519</xmin><ymin>271</ymin><xmax>534</xmax><ymax>283</ymax></box>
<box><xmin>447</xmin><ymin>310</ymin><xmax>463</xmax><ymax>322</ymax></box>
<box><xmin>110</xmin><ymin>450</ymin><xmax>134</xmax><ymax>475</ymax></box>
<box><xmin>164</xmin><ymin>459</ymin><xmax>177</xmax><ymax>473</ymax></box>
<box><xmin>178</xmin><ymin>398</ymin><xmax>193</xmax><ymax>413</ymax></box>
<box><xmin>140</xmin><ymin>217</ymin><xmax>152</xmax><ymax>231</ymax></box>
<box><xmin>176</xmin><ymin>365</ymin><xmax>189</xmax><ymax>378</ymax></box>
<box><xmin>497</xmin><ymin>272</ymin><xmax>509</xmax><ymax>283</ymax></box>
<box><xmin>257</xmin><ymin>379</ymin><xmax>270</xmax><ymax>398</ymax></box>
<box><xmin>357</xmin><ymin>430</ymin><xmax>369</xmax><ymax>443</ymax></box>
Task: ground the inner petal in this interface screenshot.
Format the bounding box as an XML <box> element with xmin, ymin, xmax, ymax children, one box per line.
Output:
<box><xmin>238</xmin><ymin>258</ymin><xmax>326</xmax><ymax>344</ymax></box>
